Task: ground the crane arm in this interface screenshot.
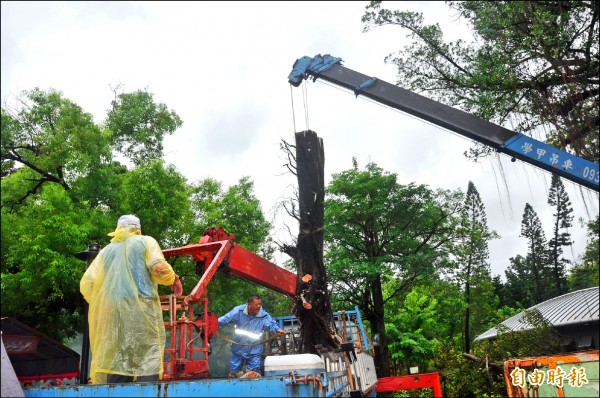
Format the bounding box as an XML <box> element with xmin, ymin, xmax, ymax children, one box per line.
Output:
<box><xmin>162</xmin><ymin>227</ymin><xmax>297</xmax><ymax>301</ymax></box>
<box><xmin>288</xmin><ymin>54</ymin><xmax>599</xmax><ymax>192</ymax></box>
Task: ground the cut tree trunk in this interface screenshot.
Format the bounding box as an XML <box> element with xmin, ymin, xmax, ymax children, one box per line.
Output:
<box><xmin>292</xmin><ymin>130</ymin><xmax>338</xmax><ymax>354</ymax></box>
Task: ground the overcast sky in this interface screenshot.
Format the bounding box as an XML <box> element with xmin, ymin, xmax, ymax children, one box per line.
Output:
<box><xmin>2</xmin><ymin>1</ymin><xmax>598</xmax><ymax>280</ymax></box>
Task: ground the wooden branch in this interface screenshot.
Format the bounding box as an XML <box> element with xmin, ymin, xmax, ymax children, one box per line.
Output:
<box><xmin>281</xmin><ymin>244</ymin><xmax>298</xmax><ymax>264</ymax></box>
<box><xmin>462</xmin><ymin>353</ymin><xmax>504</xmax><ymax>372</ymax></box>
<box><xmin>5</xmin><ymin>150</ymin><xmax>70</xmax><ymax>190</ymax></box>
<box><xmin>280</xmin><ymin>139</ymin><xmax>297</xmax><ymax>175</ymax></box>
<box><xmin>282</xmin><ymin>199</ymin><xmax>300</xmax><ymax>221</ymax></box>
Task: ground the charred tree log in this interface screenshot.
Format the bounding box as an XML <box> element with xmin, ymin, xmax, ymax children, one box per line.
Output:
<box><xmin>292</xmin><ymin>130</ymin><xmax>339</xmax><ymax>354</ymax></box>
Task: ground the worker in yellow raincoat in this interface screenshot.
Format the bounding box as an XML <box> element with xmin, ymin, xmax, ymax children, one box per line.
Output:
<box><xmin>80</xmin><ymin>215</ymin><xmax>183</xmax><ymax>384</ymax></box>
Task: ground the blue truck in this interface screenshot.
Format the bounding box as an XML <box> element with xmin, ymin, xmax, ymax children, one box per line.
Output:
<box><xmin>21</xmin><ymin>308</ymin><xmax>378</xmax><ymax>397</ymax></box>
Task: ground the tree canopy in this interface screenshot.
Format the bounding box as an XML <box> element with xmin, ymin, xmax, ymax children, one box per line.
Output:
<box><xmin>0</xmin><ymin>87</ymin><xmax>273</xmax><ymax>341</ymax></box>
<box><xmin>362</xmin><ymin>1</ymin><xmax>599</xmax><ymax>161</ymax></box>
<box><xmin>324</xmin><ymin>159</ymin><xmax>463</xmax><ymax>376</ymax></box>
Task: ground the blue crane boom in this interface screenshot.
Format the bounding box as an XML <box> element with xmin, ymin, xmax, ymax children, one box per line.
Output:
<box><xmin>288</xmin><ymin>54</ymin><xmax>599</xmax><ymax>192</ymax></box>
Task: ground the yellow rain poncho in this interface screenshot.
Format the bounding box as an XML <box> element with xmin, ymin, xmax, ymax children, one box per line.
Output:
<box><xmin>80</xmin><ymin>225</ymin><xmax>175</xmax><ymax>384</ymax></box>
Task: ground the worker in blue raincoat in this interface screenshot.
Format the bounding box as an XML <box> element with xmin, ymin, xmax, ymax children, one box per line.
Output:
<box><xmin>80</xmin><ymin>215</ymin><xmax>183</xmax><ymax>384</ymax></box>
<box><xmin>218</xmin><ymin>295</ymin><xmax>285</xmax><ymax>377</ymax></box>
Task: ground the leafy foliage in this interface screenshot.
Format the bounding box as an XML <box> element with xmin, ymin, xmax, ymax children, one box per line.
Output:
<box><xmin>119</xmin><ymin>160</ymin><xmax>192</xmax><ymax>247</ymax></box>
<box><xmin>1</xmin><ymin>88</ymin><xmax>107</xmax><ymax>211</ymax></box>
<box><xmin>433</xmin><ymin>341</ymin><xmax>506</xmax><ymax>398</ymax></box>
<box><xmin>503</xmin><ymin>255</ymin><xmax>537</xmax><ymax>309</ymax></box>
<box><xmin>568</xmin><ymin>215</ymin><xmax>599</xmax><ymax>290</ymax></box>
<box><xmin>386</xmin><ymin>288</ymin><xmax>441</xmax><ymax>372</ymax></box>
<box><xmin>0</xmin><ymin>87</ymin><xmax>273</xmax><ymax>343</ymax></box>
<box><xmin>477</xmin><ymin>309</ymin><xmax>562</xmax><ymax>360</ymax></box>
<box><xmin>106</xmin><ymin>89</ymin><xmax>182</xmax><ymax>167</ymax></box>
<box><xmin>362</xmin><ymin>1</ymin><xmax>599</xmax><ymax>161</ymax></box>
<box><xmin>190</xmin><ymin>176</ymin><xmax>271</xmax><ymax>253</ymax></box>
<box><xmin>1</xmin><ymin>184</ymin><xmax>101</xmax><ymax>338</ymax></box>
<box><xmin>324</xmin><ymin>159</ymin><xmax>463</xmax><ymax>376</ymax></box>
<box><xmin>186</xmin><ymin>176</ymin><xmax>281</xmax><ymax>318</ymax></box>
<box><xmin>325</xmin><ymin>161</ymin><xmax>462</xmax><ymax>311</ymax></box>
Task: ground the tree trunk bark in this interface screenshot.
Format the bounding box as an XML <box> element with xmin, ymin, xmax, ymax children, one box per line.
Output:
<box><xmin>370</xmin><ymin>274</ymin><xmax>391</xmax><ymax>377</ymax></box>
<box><xmin>292</xmin><ymin>130</ymin><xmax>338</xmax><ymax>354</ymax></box>
<box><xmin>465</xmin><ymin>262</ymin><xmax>471</xmax><ymax>353</ymax></box>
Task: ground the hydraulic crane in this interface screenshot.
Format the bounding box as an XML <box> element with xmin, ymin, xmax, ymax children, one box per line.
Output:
<box><xmin>288</xmin><ymin>54</ymin><xmax>599</xmax><ymax>192</ymax></box>
<box><xmin>158</xmin><ymin>226</ymin><xmax>297</xmax><ymax>380</ymax></box>
<box><xmin>18</xmin><ymin>227</ymin><xmax>383</xmax><ymax>397</ymax></box>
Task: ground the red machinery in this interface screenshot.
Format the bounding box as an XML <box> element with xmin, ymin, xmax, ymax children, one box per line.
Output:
<box><xmin>159</xmin><ymin>227</ymin><xmax>297</xmax><ymax>380</ymax></box>
<box><xmin>376</xmin><ymin>373</ymin><xmax>443</xmax><ymax>397</ymax></box>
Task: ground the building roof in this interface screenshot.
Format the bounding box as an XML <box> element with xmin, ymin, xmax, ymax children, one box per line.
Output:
<box><xmin>1</xmin><ymin>317</ymin><xmax>80</xmax><ymax>380</ymax></box>
<box><xmin>474</xmin><ymin>286</ymin><xmax>599</xmax><ymax>341</ymax></box>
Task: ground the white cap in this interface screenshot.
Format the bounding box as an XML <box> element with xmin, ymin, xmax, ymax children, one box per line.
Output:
<box><xmin>117</xmin><ymin>214</ymin><xmax>141</xmax><ymax>229</ymax></box>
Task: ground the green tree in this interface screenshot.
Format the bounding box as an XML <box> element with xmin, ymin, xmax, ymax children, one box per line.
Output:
<box><xmin>491</xmin><ymin>274</ymin><xmax>509</xmax><ymax>308</ymax></box>
<box><xmin>1</xmin><ymin>88</ymin><xmax>112</xmax><ymax>339</ymax></box>
<box><xmin>189</xmin><ymin>176</ymin><xmax>271</xmax><ymax>254</ymax></box>
<box><xmin>520</xmin><ymin>203</ymin><xmax>551</xmax><ymax>303</ymax></box>
<box><xmin>1</xmin><ymin>88</ymin><xmax>108</xmax><ymax>211</ymax></box>
<box><xmin>488</xmin><ymin>304</ymin><xmax>523</xmax><ymax>330</ymax></box>
<box><xmin>547</xmin><ymin>174</ymin><xmax>573</xmax><ymax>295</ymax></box>
<box><xmin>362</xmin><ymin>1</ymin><xmax>599</xmax><ymax>161</ymax></box>
<box><xmin>119</xmin><ymin>160</ymin><xmax>192</xmax><ymax>248</ymax></box>
<box><xmin>1</xmin><ymin>87</ymin><xmax>184</xmax><ymax>212</ymax></box>
<box><xmin>1</xmin><ymin>87</ymin><xmax>191</xmax><ymax>341</ymax></box>
<box><xmin>106</xmin><ymin>89</ymin><xmax>182</xmax><ymax>167</ymax></box>
<box><xmin>454</xmin><ymin>181</ymin><xmax>499</xmax><ymax>352</ymax></box>
<box><xmin>384</xmin><ymin>280</ymin><xmax>505</xmax><ymax>397</ymax></box>
<box><xmin>504</xmin><ymin>254</ymin><xmax>536</xmax><ymax>309</ymax></box>
<box><xmin>430</xmin><ymin>280</ymin><xmax>467</xmax><ymax>349</ymax></box>
<box><xmin>0</xmin><ymin>184</ymin><xmax>104</xmax><ymax>338</ymax></box>
<box><xmin>434</xmin><ymin>341</ymin><xmax>506</xmax><ymax>398</ymax></box>
<box><xmin>383</xmin><ymin>278</ymin><xmax>468</xmax><ymax>374</ymax></box>
<box><xmin>568</xmin><ymin>215</ymin><xmax>600</xmax><ymax>290</ymax></box>
<box><xmin>187</xmin><ymin>176</ymin><xmax>276</xmax><ymax>316</ymax></box>
<box><xmin>0</xmin><ymin>162</ymin><xmax>194</xmax><ymax>340</ymax></box>
<box><xmin>324</xmin><ymin>160</ymin><xmax>462</xmax><ymax>377</ymax></box>
<box><xmin>386</xmin><ymin>287</ymin><xmax>440</xmax><ymax>374</ymax></box>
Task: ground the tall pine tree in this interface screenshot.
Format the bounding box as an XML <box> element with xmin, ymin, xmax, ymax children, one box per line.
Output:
<box><xmin>520</xmin><ymin>203</ymin><xmax>550</xmax><ymax>304</ymax></box>
<box><xmin>455</xmin><ymin>181</ymin><xmax>498</xmax><ymax>352</ymax></box>
<box><xmin>547</xmin><ymin>175</ymin><xmax>573</xmax><ymax>295</ymax></box>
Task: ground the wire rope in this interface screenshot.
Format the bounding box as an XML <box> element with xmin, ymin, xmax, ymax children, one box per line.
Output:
<box><xmin>302</xmin><ymin>80</ymin><xmax>310</xmax><ymax>130</ymax></box>
<box><xmin>290</xmin><ymin>84</ymin><xmax>297</xmax><ymax>133</ymax></box>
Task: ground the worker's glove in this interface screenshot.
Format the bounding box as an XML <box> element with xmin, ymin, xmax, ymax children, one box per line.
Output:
<box><xmin>276</xmin><ymin>329</ymin><xmax>287</xmax><ymax>336</ymax></box>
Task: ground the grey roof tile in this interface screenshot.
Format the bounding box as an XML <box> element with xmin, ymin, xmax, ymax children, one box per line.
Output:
<box><xmin>474</xmin><ymin>286</ymin><xmax>599</xmax><ymax>341</ymax></box>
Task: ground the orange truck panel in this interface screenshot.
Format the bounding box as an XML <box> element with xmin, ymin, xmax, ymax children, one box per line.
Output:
<box><xmin>504</xmin><ymin>350</ymin><xmax>599</xmax><ymax>397</ymax></box>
